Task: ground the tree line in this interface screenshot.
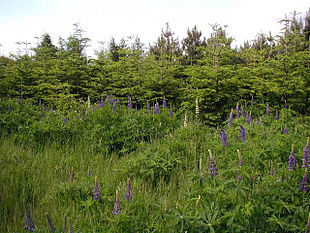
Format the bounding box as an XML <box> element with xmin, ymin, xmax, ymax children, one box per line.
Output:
<box><xmin>0</xmin><ymin>10</ymin><xmax>310</xmax><ymax>124</ymax></box>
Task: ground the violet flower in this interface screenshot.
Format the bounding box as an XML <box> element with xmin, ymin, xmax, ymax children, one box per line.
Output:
<box><xmin>100</xmin><ymin>97</ymin><xmax>104</xmax><ymax>107</ymax></box>
<box><xmin>208</xmin><ymin>149</ymin><xmax>218</xmax><ymax>177</ymax></box>
<box><xmin>266</xmin><ymin>103</ymin><xmax>270</xmax><ymax>115</ymax></box>
<box><xmin>112</xmin><ymin>102</ymin><xmax>116</xmax><ymax>112</ymax></box>
<box><xmin>128</xmin><ymin>96</ymin><xmax>133</xmax><ymax>109</ymax></box>
<box><xmin>8</xmin><ymin>106</ymin><xmax>12</xmax><ymax>112</ymax></box>
<box><xmin>236</xmin><ymin>103</ymin><xmax>240</xmax><ymax>118</ymax></box>
<box><xmin>46</xmin><ymin>213</ymin><xmax>56</xmax><ymax>232</ymax></box>
<box><xmin>228</xmin><ymin>109</ymin><xmax>233</xmax><ymax>127</ymax></box>
<box><xmin>246</xmin><ymin>112</ymin><xmax>252</xmax><ymax>125</ymax></box>
<box><xmin>241</xmin><ymin>107</ymin><xmax>246</xmax><ymax>117</ymax></box>
<box><xmin>302</xmin><ymin>138</ymin><xmax>310</xmax><ymax>169</ymax></box>
<box><xmin>154</xmin><ymin>102</ymin><xmax>159</xmax><ymax>115</ymax></box>
<box><xmin>299</xmin><ymin>170</ymin><xmax>308</xmax><ymax>192</ymax></box>
<box><xmin>275</xmin><ymin>111</ymin><xmax>279</xmax><ymax>120</ymax></box>
<box><xmin>112</xmin><ymin>190</ymin><xmax>121</xmax><ymax>215</ymax></box>
<box><xmin>163</xmin><ymin>97</ymin><xmax>167</xmax><ymax>109</ymax></box>
<box><xmin>240</xmin><ymin>126</ymin><xmax>246</xmax><ymax>142</ymax></box>
<box><xmin>93</xmin><ymin>176</ymin><xmax>100</xmax><ymax>201</ymax></box>
<box><xmin>282</xmin><ymin>126</ymin><xmax>288</xmax><ymax>134</ymax></box>
<box><xmin>169</xmin><ymin>104</ymin><xmax>173</xmax><ymax>117</ymax></box>
<box><xmin>24</xmin><ymin>201</ymin><xmax>35</xmax><ymax>232</ymax></box>
<box><xmin>288</xmin><ymin>146</ymin><xmax>297</xmax><ymax>171</ymax></box>
<box><xmin>220</xmin><ymin>130</ymin><xmax>228</xmax><ymax>146</ymax></box>
<box><xmin>63</xmin><ymin>117</ymin><xmax>68</xmax><ymax>124</ymax></box>
<box><xmin>125</xmin><ymin>178</ymin><xmax>133</xmax><ymax>201</ymax></box>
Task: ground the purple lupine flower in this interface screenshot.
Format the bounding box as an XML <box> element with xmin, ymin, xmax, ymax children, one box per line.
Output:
<box><xmin>240</xmin><ymin>126</ymin><xmax>246</xmax><ymax>142</ymax></box>
<box><xmin>112</xmin><ymin>190</ymin><xmax>121</xmax><ymax>215</ymax></box>
<box><xmin>270</xmin><ymin>161</ymin><xmax>275</xmax><ymax>176</ymax></box>
<box><xmin>236</xmin><ymin>103</ymin><xmax>240</xmax><ymax>118</ymax></box>
<box><xmin>100</xmin><ymin>97</ymin><xmax>104</xmax><ymax>107</ymax></box>
<box><xmin>241</xmin><ymin>107</ymin><xmax>246</xmax><ymax>117</ymax></box>
<box><xmin>45</xmin><ymin>107</ymin><xmax>49</xmax><ymax>113</ymax></box>
<box><xmin>208</xmin><ymin>150</ymin><xmax>218</xmax><ymax>177</ymax></box>
<box><xmin>24</xmin><ymin>202</ymin><xmax>35</xmax><ymax>232</ymax></box>
<box><xmin>154</xmin><ymin>102</ymin><xmax>160</xmax><ymax>115</ymax></box>
<box><xmin>163</xmin><ymin>97</ymin><xmax>167</xmax><ymax>109</ymax></box>
<box><xmin>112</xmin><ymin>102</ymin><xmax>116</xmax><ymax>112</ymax></box>
<box><xmin>46</xmin><ymin>213</ymin><xmax>56</xmax><ymax>232</ymax></box>
<box><xmin>251</xmin><ymin>95</ymin><xmax>254</xmax><ymax>105</ymax></box>
<box><xmin>275</xmin><ymin>111</ymin><xmax>279</xmax><ymax>120</ymax></box>
<box><xmin>64</xmin><ymin>117</ymin><xmax>68</xmax><ymax>124</ymax></box>
<box><xmin>147</xmin><ymin>102</ymin><xmax>151</xmax><ymax>112</ymax></box>
<box><xmin>288</xmin><ymin>146</ymin><xmax>297</xmax><ymax>171</ymax></box>
<box><xmin>246</xmin><ymin>112</ymin><xmax>252</xmax><ymax>125</ymax></box>
<box><xmin>87</xmin><ymin>167</ymin><xmax>92</xmax><ymax>176</ymax></box>
<box><xmin>220</xmin><ymin>130</ymin><xmax>228</xmax><ymax>146</ymax></box>
<box><xmin>8</xmin><ymin>106</ymin><xmax>12</xmax><ymax>112</ymax></box>
<box><xmin>299</xmin><ymin>171</ymin><xmax>308</xmax><ymax>192</ymax></box>
<box><xmin>284</xmin><ymin>100</ymin><xmax>288</xmax><ymax>109</ymax></box>
<box><xmin>70</xmin><ymin>168</ymin><xmax>75</xmax><ymax>181</ymax></box>
<box><xmin>128</xmin><ymin>96</ymin><xmax>133</xmax><ymax>109</ymax></box>
<box><xmin>302</xmin><ymin>138</ymin><xmax>310</xmax><ymax>169</ymax></box>
<box><xmin>266</xmin><ymin>103</ymin><xmax>270</xmax><ymax>115</ymax></box>
<box><xmin>93</xmin><ymin>176</ymin><xmax>100</xmax><ymax>201</ymax></box>
<box><xmin>238</xmin><ymin>157</ymin><xmax>243</xmax><ymax>167</ymax></box>
<box><xmin>282</xmin><ymin>126</ymin><xmax>288</xmax><ymax>134</ymax></box>
<box><xmin>169</xmin><ymin>104</ymin><xmax>173</xmax><ymax>117</ymax></box>
<box><xmin>228</xmin><ymin>109</ymin><xmax>233</xmax><ymax>127</ymax></box>
<box><xmin>125</xmin><ymin>178</ymin><xmax>133</xmax><ymax>201</ymax></box>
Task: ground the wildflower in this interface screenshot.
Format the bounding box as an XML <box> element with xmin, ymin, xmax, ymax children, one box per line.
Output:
<box><xmin>220</xmin><ymin>130</ymin><xmax>228</xmax><ymax>146</ymax></box>
<box><xmin>93</xmin><ymin>176</ymin><xmax>100</xmax><ymax>201</ymax></box>
<box><xmin>68</xmin><ymin>218</ymin><xmax>74</xmax><ymax>233</ymax></box>
<box><xmin>128</xmin><ymin>96</ymin><xmax>133</xmax><ymax>109</ymax></box>
<box><xmin>112</xmin><ymin>190</ymin><xmax>121</xmax><ymax>215</ymax></box>
<box><xmin>236</xmin><ymin>102</ymin><xmax>240</xmax><ymax>118</ymax></box>
<box><xmin>24</xmin><ymin>201</ymin><xmax>35</xmax><ymax>232</ymax></box>
<box><xmin>154</xmin><ymin>102</ymin><xmax>159</xmax><ymax>115</ymax></box>
<box><xmin>87</xmin><ymin>167</ymin><xmax>92</xmax><ymax>176</ymax></box>
<box><xmin>237</xmin><ymin>149</ymin><xmax>243</xmax><ymax>167</ymax></box>
<box><xmin>63</xmin><ymin>117</ymin><xmax>68</xmax><ymax>124</ymax></box>
<box><xmin>125</xmin><ymin>178</ymin><xmax>133</xmax><ymax>201</ymax></box>
<box><xmin>251</xmin><ymin>95</ymin><xmax>254</xmax><ymax>105</ymax></box>
<box><xmin>100</xmin><ymin>97</ymin><xmax>104</xmax><ymax>107</ymax></box>
<box><xmin>8</xmin><ymin>106</ymin><xmax>12</xmax><ymax>112</ymax></box>
<box><xmin>70</xmin><ymin>167</ymin><xmax>75</xmax><ymax>181</ymax></box>
<box><xmin>266</xmin><ymin>103</ymin><xmax>270</xmax><ymax>115</ymax></box>
<box><xmin>270</xmin><ymin>161</ymin><xmax>275</xmax><ymax>176</ymax></box>
<box><xmin>299</xmin><ymin>170</ymin><xmax>308</xmax><ymax>192</ymax></box>
<box><xmin>241</xmin><ymin>107</ymin><xmax>246</xmax><ymax>117</ymax></box>
<box><xmin>302</xmin><ymin>137</ymin><xmax>310</xmax><ymax>169</ymax></box>
<box><xmin>184</xmin><ymin>112</ymin><xmax>188</xmax><ymax>128</ymax></box>
<box><xmin>163</xmin><ymin>97</ymin><xmax>167</xmax><ymax>109</ymax></box>
<box><xmin>240</xmin><ymin>126</ymin><xmax>246</xmax><ymax>142</ymax></box>
<box><xmin>112</xmin><ymin>102</ymin><xmax>116</xmax><ymax>112</ymax></box>
<box><xmin>228</xmin><ymin>108</ymin><xmax>233</xmax><ymax>127</ymax></box>
<box><xmin>284</xmin><ymin>100</ymin><xmax>288</xmax><ymax>109</ymax></box>
<box><xmin>169</xmin><ymin>104</ymin><xmax>173</xmax><ymax>117</ymax></box>
<box><xmin>275</xmin><ymin>111</ymin><xmax>279</xmax><ymax>120</ymax></box>
<box><xmin>288</xmin><ymin>145</ymin><xmax>297</xmax><ymax>171</ymax></box>
<box><xmin>282</xmin><ymin>126</ymin><xmax>288</xmax><ymax>134</ymax></box>
<box><xmin>195</xmin><ymin>97</ymin><xmax>199</xmax><ymax>118</ymax></box>
<box><xmin>208</xmin><ymin>149</ymin><xmax>218</xmax><ymax>177</ymax></box>
<box><xmin>87</xmin><ymin>96</ymin><xmax>91</xmax><ymax>108</ymax></box>
<box><xmin>46</xmin><ymin>213</ymin><xmax>56</xmax><ymax>232</ymax></box>
<box><xmin>246</xmin><ymin>111</ymin><xmax>252</xmax><ymax>125</ymax></box>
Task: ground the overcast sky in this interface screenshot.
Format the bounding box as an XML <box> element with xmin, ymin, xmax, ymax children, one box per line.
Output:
<box><xmin>0</xmin><ymin>0</ymin><xmax>309</xmax><ymax>57</ymax></box>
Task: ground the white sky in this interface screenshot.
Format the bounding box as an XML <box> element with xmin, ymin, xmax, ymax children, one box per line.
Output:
<box><xmin>0</xmin><ymin>0</ymin><xmax>309</xmax><ymax>57</ymax></box>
